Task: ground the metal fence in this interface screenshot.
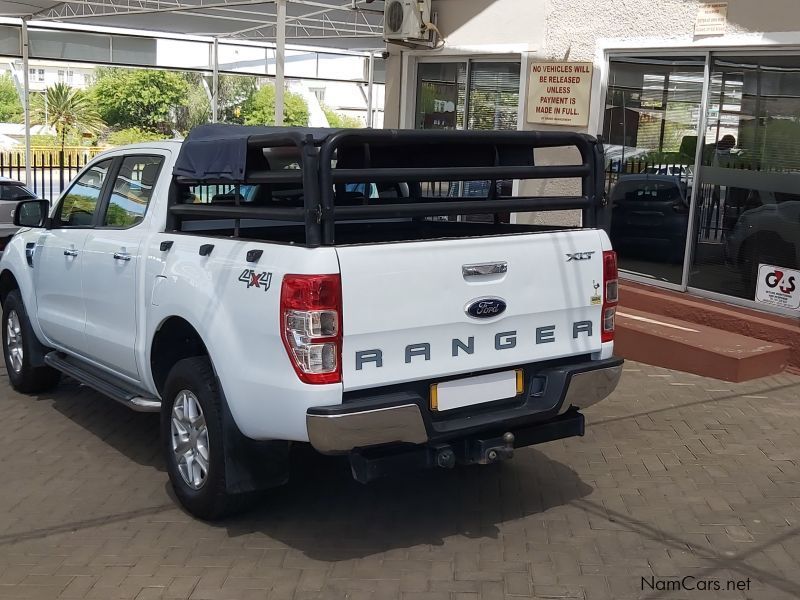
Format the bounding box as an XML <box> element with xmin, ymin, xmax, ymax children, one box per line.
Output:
<box><xmin>0</xmin><ymin>151</ymin><xmax>94</xmax><ymax>202</ymax></box>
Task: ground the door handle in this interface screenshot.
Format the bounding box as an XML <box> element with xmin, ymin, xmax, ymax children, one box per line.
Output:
<box><xmin>63</xmin><ymin>249</ymin><xmax>78</xmax><ymax>257</ymax></box>
<box><xmin>113</xmin><ymin>252</ymin><xmax>131</xmax><ymax>262</ymax></box>
<box><xmin>462</xmin><ymin>262</ymin><xmax>508</xmax><ymax>278</ymax></box>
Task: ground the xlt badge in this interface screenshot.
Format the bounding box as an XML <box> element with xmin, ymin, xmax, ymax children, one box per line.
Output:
<box><xmin>465</xmin><ymin>297</ymin><xmax>506</xmax><ymax>319</ymax></box>
<box><xmin>566</xmin><ymin>251</ymin><xmax>595</xmax><ymax>261</ymax></box>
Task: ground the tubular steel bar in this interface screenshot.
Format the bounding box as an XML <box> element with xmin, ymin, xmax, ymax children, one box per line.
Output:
<box><xmin>330</xmin><ymin>165</ymin><xmax>590</xmax><ymax>183</ymax></box>
<box><xmin>317</xmin><ymin>128</ymin><xmax>605</xmax><ymax>245</ymax></box>
<box><xmin>170</xmin><ymin>204</ymin><xmax>306</xmax><ymax>221</ymax></box>
<box><xmin>333</xmin><ymin>197</ymin><xmax>591</xmax><ymax>220</ymax></box>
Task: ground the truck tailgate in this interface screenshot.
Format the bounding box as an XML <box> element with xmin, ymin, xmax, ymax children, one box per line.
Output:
<box><xmin>336</xmin><ymin>229</ymin><xmax>607</xmax><ymax>391</ymax></box>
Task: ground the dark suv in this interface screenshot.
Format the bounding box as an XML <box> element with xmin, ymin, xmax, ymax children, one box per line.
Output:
<box><xmin>609</xmin><ymin>174</ymin><xmax>691</xmax><ymax>264</ymax></box>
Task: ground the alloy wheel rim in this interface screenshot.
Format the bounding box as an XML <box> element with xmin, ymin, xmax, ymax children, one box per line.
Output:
<box><xmin>6</xmin><ymin>310</ymin><xmax>23</xmax><ymax>374</ymax></box>
<box><xmin>170</xmin><ymin>390</ymin><xmax>210</xmax><ymax>490</ymax></box>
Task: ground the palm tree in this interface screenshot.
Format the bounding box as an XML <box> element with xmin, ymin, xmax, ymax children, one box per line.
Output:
<box><xmin>30</xmin><ymin>82</ymin><xmax>105</xmax><ymax>153</ymax></box>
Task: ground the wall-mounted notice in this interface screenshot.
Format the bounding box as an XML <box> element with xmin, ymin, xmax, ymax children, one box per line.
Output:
<box><xmin>755</xmin><ymin>264</ymin><xmax>800</xmax><ymax>310</ymax></box>
<box><xmin>527</xmin><ymin>61</ymin><xmax>593</xmax><ymax>127</ymax></box>
<box><xmin>695</xmin><ymin>2</ymin><xmax>728</xmax><ymax>36</ymax></box>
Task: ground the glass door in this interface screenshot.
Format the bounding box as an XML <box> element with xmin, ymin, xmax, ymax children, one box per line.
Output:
<box><xmin>603</xmin><ymin>56</ymin><xmax>707</xmax><ymax>287</ymax></box>
<box><xmin>688</xmin><ymin>54</ymin><xmax>800</xmax><ymax>312</ymax></box>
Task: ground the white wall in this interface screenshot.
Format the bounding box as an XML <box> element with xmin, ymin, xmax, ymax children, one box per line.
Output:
<box><xmin>432</xmin><ymin>0</ymin><xmax>546</xmax><ymax>51</ymax></box>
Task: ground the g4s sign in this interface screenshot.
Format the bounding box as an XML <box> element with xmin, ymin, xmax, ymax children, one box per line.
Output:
<box><xmin>756</xmin><ymin>264</ymin><xmax>800</xmax><ymax>309</ymax></box>
<box><xmin>765</xmin><ymin>270</ymin><xmax>796</xmax><ymax>294</ymax></box>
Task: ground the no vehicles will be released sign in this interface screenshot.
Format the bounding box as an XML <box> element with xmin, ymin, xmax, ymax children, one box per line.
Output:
<box><xmin>527</xmin><ymin>61</ymin><xmax>593</xmax><ymax>127</ymax></box>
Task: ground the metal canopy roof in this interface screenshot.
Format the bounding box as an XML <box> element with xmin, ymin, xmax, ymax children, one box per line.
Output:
<box><xmin>0</xmin><ymin>0</ymin><xmax>386</xmax><ymax>50</ymax></box>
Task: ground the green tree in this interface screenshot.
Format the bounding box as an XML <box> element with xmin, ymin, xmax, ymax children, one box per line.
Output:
<box><xmin>218</xmin><ymin>75</ymin><xmax>259</xmax><ymax>124</ymax></box>
<box><xmin>0</xmin><ymin>74</ymin><xmax>22</xmax><ymax>123</ymax></box>
<box><xmin>92</xmin><ymin>68</ymin><xmax>189</xmax><ymax>134</ymax></box>
<box><xmin>106</xmin><ymin>127</ymin><xmax>169</xmax><ymax>146</ymax></box>
<box><xmin>30</xmin><ymin>83</ymin><xmax>105</xmax><ymax>152</ymax></box>
<box><xmin>241</xmin><ymin>84</ymin><xmax>308</xmax><ymax>127</ymax></box>
<box><xmin>174</xmin><ymin>73</ymin><xmax>211</xmax><ymax>133</ymax></box>
<box><xmin>323</xmin><ymin>106</ymin><xmax>363</xmax><ymax>128</ymax></box>
<box><xmin>174</xmin><ymin>74</ymin><xmax>260</xmax><ymax>131</ymax></box>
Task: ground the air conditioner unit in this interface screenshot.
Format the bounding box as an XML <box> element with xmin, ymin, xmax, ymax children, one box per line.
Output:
<box><xmin>383</xmin><ymin>0</ymin><xmax>431</xmax><ymax>41</ymax></box>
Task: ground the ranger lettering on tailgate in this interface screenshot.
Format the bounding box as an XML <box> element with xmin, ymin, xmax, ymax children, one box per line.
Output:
<box><xmin>355</xmin><ymin>320</ymin><xmax>594</xmax><ymax>370</ymax></box>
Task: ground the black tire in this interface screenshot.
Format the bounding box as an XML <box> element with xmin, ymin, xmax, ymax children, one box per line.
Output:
<box><xmin>161</xmin><ymin>356</ymin><xmax>243</xmax><ymax>520</ymax></box>
<box><xmin>2</xmin><ymin>289</ymin><xmax>60</xmax><ymax>394</ymax></box>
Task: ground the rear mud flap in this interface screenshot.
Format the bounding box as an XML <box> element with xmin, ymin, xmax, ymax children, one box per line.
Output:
<box><xmin>220</xmin><ymin>388</ymin><xmax>290</xmax><ymax>495</ymax></box>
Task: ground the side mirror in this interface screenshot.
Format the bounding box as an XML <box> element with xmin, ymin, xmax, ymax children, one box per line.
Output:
<box><xmin>13</xmin><ymin>199</ymin><xmax>50</xmax><ymax>228</ymax></box>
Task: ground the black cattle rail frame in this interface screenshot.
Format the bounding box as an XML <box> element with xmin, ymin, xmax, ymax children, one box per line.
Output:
<box><xmin>170</xmin><ymin>128</ymin><xmax>609</xmax><ymax>248</ymax></box>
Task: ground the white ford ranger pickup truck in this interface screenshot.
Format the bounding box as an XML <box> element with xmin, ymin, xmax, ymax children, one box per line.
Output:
<box><xmin>0</xmin><ymin>125</ymin><xmax>622</xmax><ymax>519</ymax></box>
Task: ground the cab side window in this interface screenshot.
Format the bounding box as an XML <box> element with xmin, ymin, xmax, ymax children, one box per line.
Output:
<box><xmin>104</xmin><ymin>156</ymin><xmax>163</xmax><ymax>228</ymax></box>
<box><xmin>54</xmin><ymin>159</ymin><xmax>112</xmax><ymax>227</ymax></box>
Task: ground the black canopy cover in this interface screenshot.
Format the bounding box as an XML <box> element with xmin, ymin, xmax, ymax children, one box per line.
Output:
<box><xmin>173</xmin><ymin>124</ymin><xmax>342</xmax><ymax>182</ymax></box>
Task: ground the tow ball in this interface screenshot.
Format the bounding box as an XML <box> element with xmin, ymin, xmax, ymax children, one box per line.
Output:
<box><xmin>475</xmin><ymin>432</ymin><xmax>516</xmax><ymax>465</ymax></box>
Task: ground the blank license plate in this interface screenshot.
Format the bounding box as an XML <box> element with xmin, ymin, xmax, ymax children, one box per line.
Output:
<box><xmin>431</xmin><ymin>370</ymin><xmax>519</xmax><ymax>412</ymax></box>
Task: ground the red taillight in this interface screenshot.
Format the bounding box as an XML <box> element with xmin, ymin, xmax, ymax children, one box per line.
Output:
<box><xmin>602</xmin><ymin>250</ymin><xmax>618</xmax><ymax>343</ymax></box>
<box><xmin>280</xmin><ymin>274</ymin><xmax>342</xmax><ymax>384</ymax></box>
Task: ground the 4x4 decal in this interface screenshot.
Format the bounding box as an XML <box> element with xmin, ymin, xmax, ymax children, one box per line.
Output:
<box><xmin>238</xmin><ymin>269</ymin><xmax>272</xmax><ymax>291</ymax></box>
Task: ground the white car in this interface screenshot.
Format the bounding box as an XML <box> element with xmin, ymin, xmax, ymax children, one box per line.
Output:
<box><xmin>0</xmin><ymin>126</ymin><xmax>623</xmax><ymax>519</ymax></box>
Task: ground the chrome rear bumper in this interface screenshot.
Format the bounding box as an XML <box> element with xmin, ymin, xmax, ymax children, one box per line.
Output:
<box><xmin>307</xmin><ymin>358</ymin><xmax>623</xmax><ymax>454</ymax></box>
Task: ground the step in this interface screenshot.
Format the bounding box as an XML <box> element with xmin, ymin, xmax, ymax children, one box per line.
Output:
<box><xmin>615</xmin><ymin>308</ymin><xmax>790</xmax><ymax>382</ymax></box>
<box><xmin>45</xmin><ymin>352</ymin><xmax>161</xmax><ymax>412</ymax></box>
<box><xmin>620</xmin><ymin>281</ymin><xmax>800</xmax><ymax>369</ymax></box>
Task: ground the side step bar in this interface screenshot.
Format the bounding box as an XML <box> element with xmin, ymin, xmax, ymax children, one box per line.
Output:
<box><xmin>44</xmin><ymin>352</ymin><xmax>161</xmax><ymax>413</ymax></box>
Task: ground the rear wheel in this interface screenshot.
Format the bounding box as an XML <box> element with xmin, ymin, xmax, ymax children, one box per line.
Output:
<box><xmin>2</xmin><ymin>290</ymin><xmax>60</xmax><ymax>393</ymax></box>
<box><xmin>161</xmin><ymin>356</ymin><xmax>243</xmax><ymax>520</ymax></box>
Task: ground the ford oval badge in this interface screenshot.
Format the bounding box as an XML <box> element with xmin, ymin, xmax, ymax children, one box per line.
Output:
<box><xmin>466</xmin><ymin>297</ymin><xmax>507</xmax><ymax>319</ymax></box>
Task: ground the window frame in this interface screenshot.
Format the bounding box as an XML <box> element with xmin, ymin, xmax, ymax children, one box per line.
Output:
<box><xmin>96</xmin><ymin>154</ymin><xmax>164</xmax><ymax>230</ymax></box>
<box><xmin>50</xmin><ymin>157</ymin><xmax>117</xmax><ymax>230</ymax></box>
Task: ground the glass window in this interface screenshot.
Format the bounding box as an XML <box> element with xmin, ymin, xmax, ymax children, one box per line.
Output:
<box><xmin>55</xmin><ymin>159</ymin><xmax>112</xmax><ymax>227</ymax></box>
<box><xmin>0</xmin><ymin>184</ymin><xmax>36</xmax><ymax>201</ymax></box>
<box><xmin>104</xmin><ymin>156</ymin><xmax>163</xmax><ymax>227</ymax></box>
<box><xmin>415</xmin><ymin>62</ymin><xmax>466</xmax><ymax>130</ymax></box>
<box><xmin>467</xmin><ymin>62</ymin><xmax>520</xmax><ymax>131</ymax></box>
<box><xmin>689</xmin><ymin>55</ymin><xmax>800</xmax><ymax>308</ymax></box>
<box><xmin>414</xmin><ymin>61</ymin><xmax>520</xmax><ymax>224</ymax></box>
<box><xmin>57</xmin><ymin>69</ymin><xmax>64</xmax><ymax>83</ymax></box>
<box><xmin>37</xmin><ymin>69</ymin><xmax>44</xmax><ymax>81</ymax></box>
<box><xmin>182</xmin><ymin>184</ymin><xmax>258</xmax><ymax>204</ymax></box>
<box><xmin>603</xmin><ymin>56</ymin><xmax>706</xmax><ymax>284</ymax></box>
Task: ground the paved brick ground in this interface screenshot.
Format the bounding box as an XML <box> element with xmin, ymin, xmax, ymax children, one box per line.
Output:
<box><xmin>1</xmin><ymin>362</ymin><xmax>800</xmax><ymax>600</ymax></box>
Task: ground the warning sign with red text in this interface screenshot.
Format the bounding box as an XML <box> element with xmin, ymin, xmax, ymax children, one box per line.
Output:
<box><xmin>527</xmin><ymin>62</ymin><xmax>593</xmax><ymax>127</ymax></box>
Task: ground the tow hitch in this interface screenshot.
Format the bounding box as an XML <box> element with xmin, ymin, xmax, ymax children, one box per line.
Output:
<box><xmin>348</xmin><ymin>412</ymin><xmax>585</xmax><ymax>484</ymax></box>
<box><xmin>469</xmin><ymin>432</ymin><xmax>515</xmax><ymax>465</ymax></box>
<box><xmin>350</xmin><ymin>431</ymin><xmax>517</xmax><ymax>484</ymax></box>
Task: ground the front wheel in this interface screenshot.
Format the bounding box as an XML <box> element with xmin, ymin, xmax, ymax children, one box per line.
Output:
<box><xmin>2</xmin><ymin>289</ymin><xmax>60</xmax><ymax>394</ymax></box>
<box><xmin>161</xmin><ymin>356</ymin><xmax>242</xmax><ymax>520</ymax></box>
